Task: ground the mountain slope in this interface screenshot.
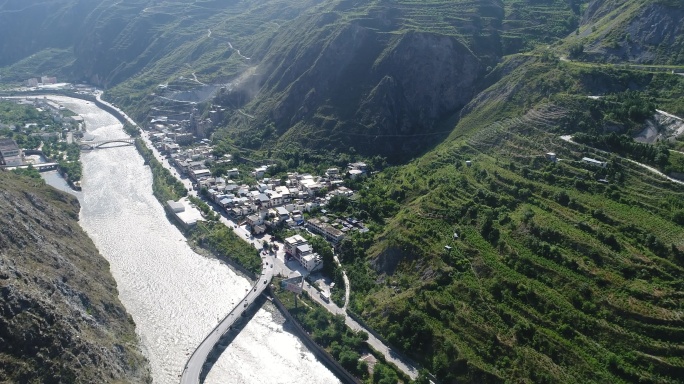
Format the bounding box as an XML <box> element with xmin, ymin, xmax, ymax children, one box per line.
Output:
<box><xmin>565</xmin><ymin>0</ymin><xmax>684</xmax><ymax>64</ymax></box>
<box><xmin>0</xmin><ymin>171</ymin><xmax>150</xmax><ymax>383</ymax></box>
<box><xmin>1</xmin><ymin>0</ymin><xmax>592</xmax><ymax>161</ymax></box>
<box><xmin>339</xmin><ymin>55</ymin><xmax>684</xmax><ymax>383</ymax></box>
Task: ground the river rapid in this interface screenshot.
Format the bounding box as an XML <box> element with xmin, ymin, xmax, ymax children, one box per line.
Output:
<box><xmin>42</xmin><ymin>96</ymin><xmax>339</xmax><ymax>384</ymax></box>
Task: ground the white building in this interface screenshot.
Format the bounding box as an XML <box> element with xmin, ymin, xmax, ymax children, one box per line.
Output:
<box><xmin>582</xmin><ymin>157</ymin><xmax>606</xmax><ymax>168</ymax></box>
<box><xmin>283</xmin><ymin>235</ymin><xmax>322</xmax><ymax>272</ymax></box>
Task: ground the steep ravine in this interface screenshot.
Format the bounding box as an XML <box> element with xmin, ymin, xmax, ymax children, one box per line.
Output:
<box><xmin>0</xmin><ymin>171</ymin><xmax>150</xmax><ymax>383</ymax></box>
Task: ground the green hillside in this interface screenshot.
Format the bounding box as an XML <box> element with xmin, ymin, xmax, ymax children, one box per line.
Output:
<box><xmin>336</xmin><ymin>57</ymin><xmax>684</xmax><ymax>382</ymax></box>
<box><xmin>1</xmin><ymin>1</ymin><xmax>684</xmax><ymax>383</ymax></box>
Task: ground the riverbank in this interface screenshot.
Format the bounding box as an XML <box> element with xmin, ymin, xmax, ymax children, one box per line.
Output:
<box><xmin>114</xmin><ymin>99</ymin><xmax>418</xmax><ymax>383</ymax></box>
<box><xmin>39</xmin><ymin>94</ymin><xmax>339</xmax><ymax>384</ymax></box>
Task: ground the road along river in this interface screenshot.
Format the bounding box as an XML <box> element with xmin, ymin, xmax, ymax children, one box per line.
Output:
<box><xmin>42</xmin><ymin>96</ymin><xmax>339</xmax><ymax>384</ymax></box>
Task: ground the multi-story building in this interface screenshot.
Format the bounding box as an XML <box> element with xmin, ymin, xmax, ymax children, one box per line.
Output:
<box><xmin>306</xmin><ymin>218</ymin><xmax>345</xmax><ymax>244</ymax></box>
<box><xmin>0</xmin><ymin>138</ymin><xmax>22</xmax><ymax>166</ymax></box>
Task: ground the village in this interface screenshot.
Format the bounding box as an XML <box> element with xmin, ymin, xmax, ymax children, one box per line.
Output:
<box><xmin>145</xmin><ymin>111</ymin><xmax>370</xmax><ymax>274</ymax></box>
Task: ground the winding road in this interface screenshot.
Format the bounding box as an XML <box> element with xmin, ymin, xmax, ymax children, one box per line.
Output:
<box><xmin>560</xmin><ymin>135</ymin><xmax>684</xmax><ymax>186</ymax></box>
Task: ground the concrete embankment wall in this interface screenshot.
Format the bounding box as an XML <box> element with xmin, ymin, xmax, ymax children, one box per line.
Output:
<box><xmin>268</xmin><ymin>288</ymin><xmax>361</xmax><ymax>384</ymax></box>
<box><xmin>91</xmin><ymin>98</ymin><xmax>128</xmax><ymax>126</ymax></box>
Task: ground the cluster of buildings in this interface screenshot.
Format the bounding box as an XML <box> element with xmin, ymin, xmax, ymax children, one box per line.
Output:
<box><xmin>284</xmin><ymin>234</ymin><xmax>322</xmax><ymax>272</ymax></box>
<box><xmin>141</xmin><ymin>105</ymin><xmax>372</xmax><ymax>273</ymax></box>
<box><xmin>199</xmin><ymin>169</ymin><xmax>356</xmax><ymax>235</ymax></box>
<box><xmin>4</xmin><ymin>97</ymin><xmax>84</xmax><ymax>135</ymax></box>
<box><xmin>146</xmin><ymin>105</ymin><xmax>225</xmax><ymax>147</ymax></box>
<box><xmin>25</xmin><ymin>76</ymin><xmax>57</xmax><ymax>87</ymax></box>
<box><xmin>281</xmin><ymin>216</ymin><xmax>367</xmax><ymax>273</ymax></box>
<box><xmin>0</xmin><ymin>97</ymin><xmax>84</xmax><ymax>167</ymax></box>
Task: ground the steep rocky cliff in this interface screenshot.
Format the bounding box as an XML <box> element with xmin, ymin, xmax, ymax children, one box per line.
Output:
<box><xmin>0</xmin><ymin>171</ymin><xmax>150</xmax><ymax>383</ymax></box>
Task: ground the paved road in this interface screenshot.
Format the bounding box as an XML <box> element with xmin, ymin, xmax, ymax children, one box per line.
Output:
<box><xmin>656</xmin><ymin>109</ymin><xmax>684</xmax><ymax>122</ymax></box>
<box><xmin>180</xmin><ymin>249</ymin><xmax>275</xmax><ymax>384</ymax></box>
<box><xmin>91</xmin><ymin>95</ymin><xmax>420</xmax><ymax>380</ymax></box>
<box><xmin>560</xmin><ymin>135</ymin><xmax>684</xmax><ymax>186</ymax></box>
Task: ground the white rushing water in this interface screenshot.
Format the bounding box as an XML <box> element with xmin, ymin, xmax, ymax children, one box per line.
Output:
<box><xmin>43</xmin><ymin>96</ymin><xmax>338</xmax><ymax>384</ymax></box>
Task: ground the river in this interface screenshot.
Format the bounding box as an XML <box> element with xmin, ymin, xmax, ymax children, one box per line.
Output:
<box><xmin>42</xmin><ymin>96</ymin><xmax>339</xmax><ymax>384</ymax></box>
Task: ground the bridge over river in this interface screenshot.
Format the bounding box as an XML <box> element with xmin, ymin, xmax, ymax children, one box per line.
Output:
<box><xmin>180</xmin><ymin>252</ymin><xmax>276</xmax><ymax>384</ymax></box>
<box><xmin>78</xmin><ymin>138</ymin><xmax>135</xmax><ymax>150</ymax></box>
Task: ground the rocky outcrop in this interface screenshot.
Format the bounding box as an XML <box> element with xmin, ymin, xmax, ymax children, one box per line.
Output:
<box><xmin>581</xmin><ymin>0</ymin><xmax>684</xmax><ymax>64</ymax></box>
<box><xmin>0</xmin><ymin>171</ymin><xmax>150</xmax><ymax>383</ymax></box>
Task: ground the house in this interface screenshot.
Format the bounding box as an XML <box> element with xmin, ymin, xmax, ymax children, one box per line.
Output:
<box><xmin>256</xmin><ymin>193</ymin><xmax>270</xmax><ymax>207</ymax></box>
<box><xmin>304</xmin><ymin>202</ymin><xmax>319</xmax><ymax>212</ymax></box>
<box><xmin>189</xmin><ymin>169</ymin><xmax>211</xmax><ymax>182</ymax></box>
<box><xmin>301</xmin><ymin>252</ymin><xmax>322</xmax><ymax>272</ymax></box>
<box><xmin>307</xmin><ymin>218</ymin><xmax>345</xmax><ymax>244</ymax></box>
<box><xmin>546</xmin><ymin>152</ymin><xmax>557</xmax><ymax>161</ymax></box>
<box><xmin>253</xmin><ymin>165</ymin><xmax>269</xmax><ymax>178</ymax></box>
<box><xmin>164</xmin><ymin>142</ymin><xmax>181</xmax><ymax>154</ymax></box>
<box><xmin>348</xmin><ymin>162</ymin><xmax>367</xmax><ymax>172</ymax></box>
<box><xmin>219</xmin><ymin>197</ymin><xmax>234</xmax><ymax>209</ymax></box>
<box><xmin>292</xmin><ymin>213</ymin><xmax>305</xmax><ymax>225</ymax></box>
<box><xmin>284</xmin><ymin>235</ymin><xmax>308</xmax><ymax>257</ymax></box>
<box><xmin>0</xmin><ymin>138</ymin><xmax>22</xmax><ymax>166</ymax></box>
<box><xmin>246</xmin><ymin>214</ymin><xmax>263</xmax><ymax>228</ymax></box>
<box><xmin>348</xmin><ymin>169</ymin><xmax>364</xmax><ymax>179</ymax></box>
<box><xmin>275</xmin><ymin>206</ymin><xmax>290</xmax><ymax>222</ymax></box>
<box><xmin>283</xmin><ymin>235</ymin><xmax>322</xmax><ymax>272</ymax></box>
<box><xmin>267</xmin><ymin>190</ymin><xmax>284</xmax><ymax>207</ymax></box>
<box><xmin>326</xmin><ymin>168</ymin><xmax>340</xmax><ymax>178</ymax></box>
<box><xmin>582</xmin><ymin>157</ymin><xmax>606</xmax><ymax>168</ymax></box>
<box><xmin>276</xmin><ymin>186</ymin><xmax>292</xmax><ymax>202</ymax></box>
<box><xmin>299</xmin><ymin>176</ymin><xmax>322</xmax><ymax>195</ymax></box>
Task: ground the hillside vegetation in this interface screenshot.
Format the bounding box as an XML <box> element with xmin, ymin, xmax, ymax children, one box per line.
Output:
<box><xmin>334</xmin><ymin>54</ymin><xmax>684</xmax><ymax>383</ymax></box>
<box><xmin>1</xmin><ymin>1</ymin><xmax>684</xmax><ymax>384</ymax></box>
<box><xmin>1</xmin><ymin>0</ymin><xmax>592</xmax><ymax>162</ymax></box>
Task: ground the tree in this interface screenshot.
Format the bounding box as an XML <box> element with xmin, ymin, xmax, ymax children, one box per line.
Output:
<box><xmin>373</xmin><ymin>362</ymin><xmax>399</xmax><ymax>384</ymax></box>
<box><xmin>309</xmin><ymin>235</ymin><xmax>335</xmax><ymax>276</ymax></box>
<box><xmin>568</xmin><ymin>42</ymin><xmax>584</xmax><ymax>58</ymax></box>
<box><xmin>554</xmin><ymin>190</ymin><xmax>570</xmax><ymax>206</ymax></box>
<box><xmin>327</xmin><ymin>195</ymin><xmax>349</xmax><ymax>212</ymax></box>
<box><xmin>673</xmin><ymin>209</ymin><xmax>684</xmax><ymax>225</ymax></box>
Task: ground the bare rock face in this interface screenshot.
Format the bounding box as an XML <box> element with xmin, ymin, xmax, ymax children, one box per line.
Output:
<box><xmin>0</xmin><ymin>172</ymin><xmax>150</xmax><ymax>383</ymax></box>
